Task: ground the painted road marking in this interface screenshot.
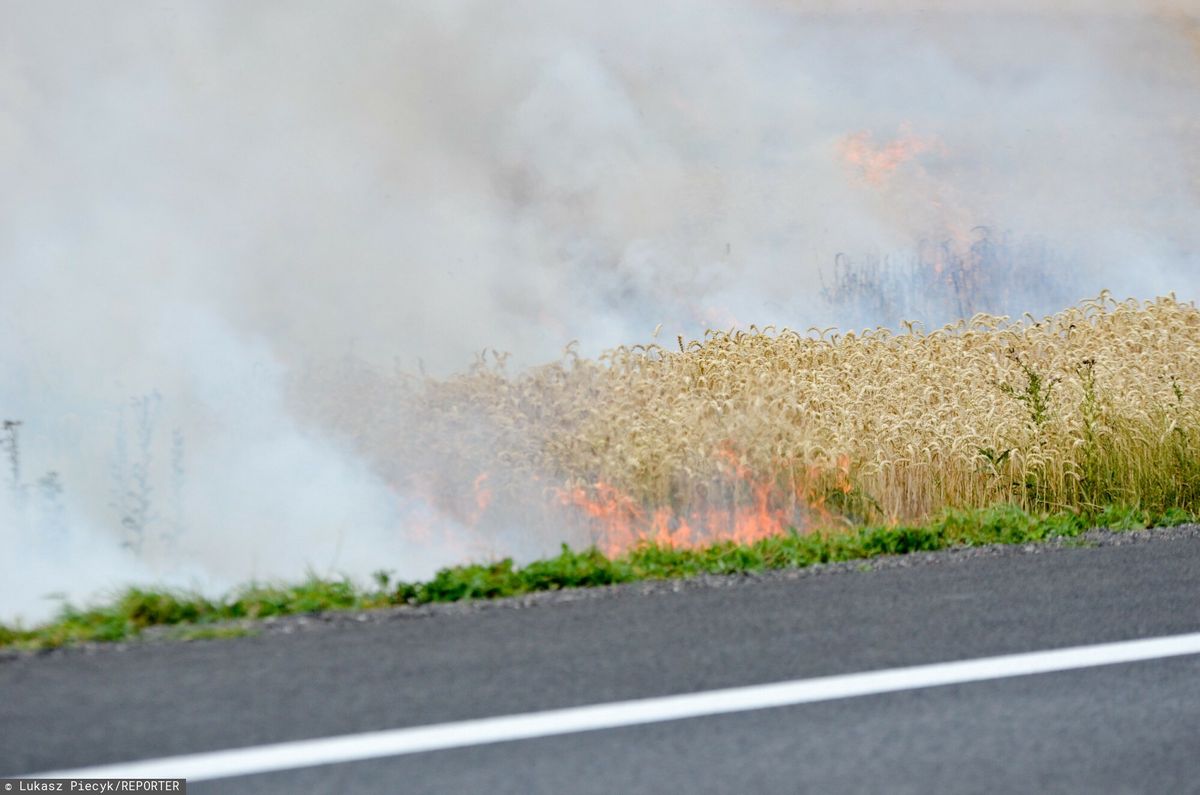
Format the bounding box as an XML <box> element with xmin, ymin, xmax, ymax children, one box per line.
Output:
<box><xmin>29</xmin><ymin>631</ymin><xmax>1200</xmax><ymax>783</ymax></box>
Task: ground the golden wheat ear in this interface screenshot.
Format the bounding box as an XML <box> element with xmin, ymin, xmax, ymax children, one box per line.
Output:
<box><xmin>372</xmin><ymin>295</ymin><xmax>1200</xmax><ymax>554</ymax></box>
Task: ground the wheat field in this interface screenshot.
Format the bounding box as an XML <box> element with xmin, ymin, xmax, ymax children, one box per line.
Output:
<box><xmin>298</xmin><ymin>293</ymin><xmax>1200</xmax><ymax>554</ymax></box>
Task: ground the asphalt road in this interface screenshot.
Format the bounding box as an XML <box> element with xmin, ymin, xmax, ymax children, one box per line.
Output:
<box><xmin>4</xmin><ymin>530</ymin><xmax>1200</xmax><ymax>793</ymax></box>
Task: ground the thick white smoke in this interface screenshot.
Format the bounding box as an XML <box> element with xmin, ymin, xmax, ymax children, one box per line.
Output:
<box><xmin>2</xmin><ymin>1</ymin><xmax>1197</xmax><ymax>623</ymax></box>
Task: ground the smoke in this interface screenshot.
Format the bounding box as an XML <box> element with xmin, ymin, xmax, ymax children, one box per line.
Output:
<box><xmin>2</xmin><ymin>1</ymin><xmax>1198</xmax><ymax>623</ymax></box>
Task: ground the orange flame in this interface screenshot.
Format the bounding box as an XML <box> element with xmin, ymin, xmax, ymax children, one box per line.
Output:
<box><xmin>555</xmin><ymin>446</ymin><xmax>851</xmax><ymax>556</ymax></box>
<box><xmin>838</xmin><ymin>125</ymin><xmax>936</xmax><ymax>186</ymax></box>
<box><xmin>403</xmin><ymin>454</ymin><xmax>856</xmax><ymax>562</ymax></box>
<box><xmin>399</xmin><ymin>471</ymin><xmax>496</xmax><ymax>560</ymax></box>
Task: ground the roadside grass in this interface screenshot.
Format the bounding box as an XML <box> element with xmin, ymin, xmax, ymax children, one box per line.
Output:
<box><xmin>1</xmin><ymin>503</ymin><xmax>1194</xmax><ymax>652</ymax></box>
<box><xmin>167</xmin><ymin>625</ymin><xmax>260</xmax><ymax>642</ymax></box>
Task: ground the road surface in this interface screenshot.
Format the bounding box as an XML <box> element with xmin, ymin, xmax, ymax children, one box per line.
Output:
<box><xmin>3</xmin><ymin>528</ymin><xmax>1200</xmax><ymax>793</ymax></box>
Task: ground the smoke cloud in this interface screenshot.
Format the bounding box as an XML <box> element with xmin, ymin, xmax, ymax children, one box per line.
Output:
<box><xmin>2</xmin><ymin>1</ymin><xmax>1198</xmax><ymax>623</ymax></box>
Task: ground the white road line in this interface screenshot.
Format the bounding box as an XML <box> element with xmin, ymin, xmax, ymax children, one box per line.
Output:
<box><xmin>28</xmin><ymin>631</ymin><xmax>1200</xmax><ymax>783</ymax></box>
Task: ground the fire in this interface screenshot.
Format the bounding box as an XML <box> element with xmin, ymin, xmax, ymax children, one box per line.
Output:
<box><xmin>837</xmin><ymin>124</ymin><xmax>984</xmax><ymax>296</ymax></box>
<box><xmin>555</xmin><ymin>446</ymin><xmax>852</xmax><ymax>557</ymax></box>
<box><xmin>553</xmin><ymin>482</ymin><xmax>730</xmax><ymax>556</ymax></box>
<box><xmin>837</xmin><ymin>125</ymin><xmax>936</xmax><ymax>186</ymax></box>
<box><xmin>398</xmin><ymin>471</ymin><xmax>496</xmax><ymax>560</ymax></box>
<box><xmin>403</xmin><ymin>454</ymin><xmax>856</xmax><ymax>561</ymax></box>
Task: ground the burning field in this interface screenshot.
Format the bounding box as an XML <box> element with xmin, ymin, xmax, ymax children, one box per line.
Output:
<box><xmin>4</xmin><ymin>2</ymin><xmax>1200</xmax><ymax>627</ymax></box>
<box><xmin>299</xmin><ymin>292</ymin><xmax>1200</xmax><ymax>558</ymax></box>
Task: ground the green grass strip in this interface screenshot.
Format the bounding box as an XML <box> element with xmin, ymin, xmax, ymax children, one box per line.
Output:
<box><xmin>1</xmin><ymin>503</ymin><xmax>1194</xmax><ymax>651</ymax></box>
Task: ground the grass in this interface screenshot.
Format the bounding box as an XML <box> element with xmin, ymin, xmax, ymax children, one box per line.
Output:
<box><xmin>7</xmin><ymin>295</ymin><xmax>1200</xmax><ymax>651</ymax></box>
<box><xmin>296</xmin><ymin>294</ymin><xmax>1200</xmax><ymax>558</ymax></box>
<box><xmin>168</xmin><ymin>625</ymin><xmax>260</xmax><ymax>642</ymax></box>
<box><xmin>2</xmin><ymin>503</ymin><xmax>1192</xmax><ymax>652</ymax></box>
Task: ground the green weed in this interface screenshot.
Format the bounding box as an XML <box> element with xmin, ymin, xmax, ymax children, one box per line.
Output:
<box><xmin>2</xmin><ymin>503</ymin><xmax>1190</xmax><ymax>652</ymax></box>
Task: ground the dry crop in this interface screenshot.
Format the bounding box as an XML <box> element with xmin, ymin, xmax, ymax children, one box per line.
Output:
<box><xmin>297</xmin><ymin>293</ymin><xmax>1200</xmax><ymax>555</ymax></box>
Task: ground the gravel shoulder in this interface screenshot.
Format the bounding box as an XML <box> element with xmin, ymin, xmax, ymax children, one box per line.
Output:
<box><xmin>6</xmin><ymin>522</ymin><xmax>1198</xmax><ymax>662</ymax></box>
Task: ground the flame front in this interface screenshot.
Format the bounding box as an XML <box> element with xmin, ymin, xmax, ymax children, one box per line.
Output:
<box><xmin>837</xmin><ymin>125</ymin><xmax>937</xmax><ymax>186</ymax></box>
<box><xmin>398</xmin><ymin>447</ymin><xmax>858</xmax><ymax>560</ymax></box>
<box><xmin>554</xmin><ymin>446</ymin><xmax>852</xmax><ymax>556</ymax></box>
